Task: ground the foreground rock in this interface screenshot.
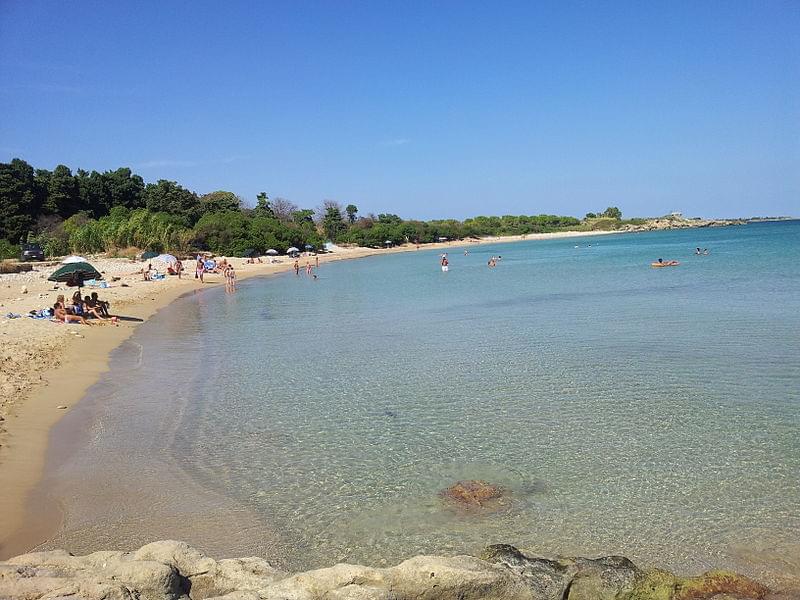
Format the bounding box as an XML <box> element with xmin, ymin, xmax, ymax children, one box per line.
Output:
<box><xmin>0</xmin><ymin>540</ymin><xmax>787</xmax><ymax>600</ymax></box>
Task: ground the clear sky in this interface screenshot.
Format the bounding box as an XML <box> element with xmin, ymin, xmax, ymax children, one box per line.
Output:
<box><xmin>1</xmin><ymin>1</ymin><xmax>798</xmax><ymax>220</ymax></box>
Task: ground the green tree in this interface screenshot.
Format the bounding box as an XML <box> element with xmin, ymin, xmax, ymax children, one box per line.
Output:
<box><xmin>103</xmin><ymin>168</ymin><xmax>145</xmax><ymax>210</ymax></box>
<box><xmin>292</xmin><ymin>209</ymin><xmax>314</xmax><ymax>224</ymax></box>
<box><xmin>254</xmin><ymin>192</ymin><xmax>274</xmax><ymax>218</ymax></box>
<box><xmin>76</xmin><ymin>169</ymin><xmax>109</xmax><ymax>217</ymax></box>
<box><xmin>143</xmin><ymin>180</ymin><xmax>200</xmax><ymax>223</ymax></box>
<box><xmin>585</xmin><ymin>212</ymin><xmax>596</xmax><ymax>219</ymax></box>
<box><xmin>321</xmin><ymin>200</ymin><xmax>345</xmax><ymax>241</ymax></box>
<box><xmin>45</xmin><ymin>164</ymin><xmax>79</xmax><ymax>216</ymax></box>
<box><xmin>345</xmin><ymin>204</ymin><xmax>358</xmax><ymax>224</ymax></box>
<box><xmin>192</xmin><ymin>211</ymin><xmax>252</xmax><ymax>255</ymax></box>
<box><xmin>601</xmin><ymin>206</ymin><xmax>622</xmax><ymax>220</ymax></box>
<box><xmin>199</xmin><ymin>190</ymin><xmax>241</xmax><ymax>216</ymax></box>
<box><xmin>0</xmin><ymin>158</ymin><xmax>37</xmax><ymax>243</ymax></box>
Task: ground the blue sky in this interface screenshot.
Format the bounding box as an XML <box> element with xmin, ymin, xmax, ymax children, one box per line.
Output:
<box><xmin>1</xmin><ymin>1</ymin><xmax>797</xmax><ymax>219</ymax></box>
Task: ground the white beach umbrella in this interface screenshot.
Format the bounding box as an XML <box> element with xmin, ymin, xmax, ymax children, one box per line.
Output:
<box><xmin>153</xmin><ymin>253</ymin><xmax>177</xmax><ymax>265</ymax></box>
<box><xmin>61</xmin><ymin>255</ymin><xmax>88</xmax><ymax>264</ymax></box>
<box><xmin>266</xmin><ymin>249</ymin><xmax>278</xmax><ymax>256</ymax></box>
<box><xmin>286</xmin><ymin>247</ymin><xmax>300</xmax><ymax>254</ymax></box>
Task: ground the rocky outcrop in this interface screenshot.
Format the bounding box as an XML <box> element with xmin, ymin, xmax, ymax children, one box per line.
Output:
<box><xmin>620</xmin><ymin>217</ymin><xmax>746</xmax><ymax>232</ymax></box>
<box><xmin>0</xmin><ymin>540</ymin><xmax>787</xmax><ymax>600</ymax></box>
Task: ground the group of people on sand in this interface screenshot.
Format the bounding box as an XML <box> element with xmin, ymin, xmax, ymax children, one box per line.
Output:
<box><xmin>142</xmin><ymin>259</ymin><xmax>183</xmax><ymax>281</ymax></box>
<box><xmin>53</xmin><ymin>291</ymin><xmax>112</xmax><ymax>325</ymax></box>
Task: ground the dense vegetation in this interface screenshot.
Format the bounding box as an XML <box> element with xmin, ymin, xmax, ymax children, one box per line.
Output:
<box><xmin>0</xmin><ymin>158</ymin><xmax>625</xmax><ymax>259</ymax></box>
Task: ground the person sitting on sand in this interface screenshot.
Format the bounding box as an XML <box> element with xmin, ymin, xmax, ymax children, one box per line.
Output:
<box><xmin>167</xmin><ymin>259</ymin><xmax>183</xmax><ymax>277</ymax></box>
<box><xmin>69</xmin><ymin>291</ymin><xmax>85</xmax><ymax>314</ymax></box>
<box><xmin>53</xmin><ymin>303</ymin><xmax>92</xmax><ymax>325</ymax></box>
<box><xmin>84</xmin><ymin>295</ymin><xmax>109</xmax><ymax>320</ymax></box>
<box><xmin>90</xmin><ymin>292</ymin><xmax>110</xmax><ymax>317</ymax></box>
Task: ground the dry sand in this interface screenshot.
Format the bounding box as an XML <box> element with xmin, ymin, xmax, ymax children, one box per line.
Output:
<box><xmin>0</xmin><ymin>230</ymin><xmax>617</xmax><ymax>558</ymax></box>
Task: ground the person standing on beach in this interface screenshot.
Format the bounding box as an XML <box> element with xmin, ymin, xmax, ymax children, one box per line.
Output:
<box><xmin>315</xmin><ymin>255</ymin><xmax>319</xmax><ymax>268</ymax></box>
<box><xmin>306</xmin><ymin>261</ymin><xmax>313</xmax><ymax>275</ymax></box>
<box><xmin>196</xmin><ymin>257</ymin><xmax>204</xmax><ymax>283</ymax></box>
<box><xmin>294</xmin><ymin>259</ymin><xmax>300</xmax><ymax>275</ymax></box>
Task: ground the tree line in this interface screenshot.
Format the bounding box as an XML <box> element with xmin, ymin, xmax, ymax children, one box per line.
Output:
<box><xmin>0</xmin><ymin>157</ymin><xmax>624</xmax><ymax>259</ymax></box>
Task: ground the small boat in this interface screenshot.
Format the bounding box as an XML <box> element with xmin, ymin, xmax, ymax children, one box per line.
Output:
<box><xmin>651</xmin><ymin>260</ymin><xmax>680</xmax><ymax>268</ymax></box>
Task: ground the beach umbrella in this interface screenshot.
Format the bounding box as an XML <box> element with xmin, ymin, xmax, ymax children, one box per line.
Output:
<box><xmin>286</xmin><ymin>247</ymin><xmax>300</xmax><ymax>254</ymax></box>
<box><xmin>153</xmin><ymin>253</ymin><xmax>177</xmax><ymax>265</ymax></box>
<box><xmin>141</xmin><ymin>251</ymin><xmax>159</xmax><ymax>260</ymax></box>
<box><xmin>48</xmin><ymin>262</ymin><xmax>102</xmax><ymax>289</ymax></box>
<box><xmin>304</xmin><ymin>244</ymin><xmax>314</xmax><ymax>250</ymax></box>
<box><xmin>61</xmin><ymin>255</ymin><xmax>88</xmax><ymax>264</ymax></box>
<box><xmin>265</xmin><ymin>249</ymin><xmax>278</xmax><ymax>256</ymax></box>
<box><xmin>384</xmin><ymin>240</ymin><xmax>393</xmax><ymax>246</ymax></box>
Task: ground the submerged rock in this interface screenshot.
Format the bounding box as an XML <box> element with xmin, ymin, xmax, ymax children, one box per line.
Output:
<box><xmin>0</xmin><ymin>540</ymin><xmax>783</xmax><ymax>600</ymax></box>
<box><xmin>439</xmin><ymin>479</ymin><xmax>507</xmax><ymax>511</ymax></box>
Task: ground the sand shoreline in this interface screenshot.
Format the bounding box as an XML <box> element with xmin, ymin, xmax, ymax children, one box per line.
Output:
<box><xmin>0</xmin><ymin>230</ymin><xmax>619</xmax><ymax>559</ymax></box>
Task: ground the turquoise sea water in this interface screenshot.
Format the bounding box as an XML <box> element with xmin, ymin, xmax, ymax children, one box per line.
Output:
<box><xmin>44</xmin><ymin>222</ymin><xmax>800</xmax><ymax>583</ymax></box>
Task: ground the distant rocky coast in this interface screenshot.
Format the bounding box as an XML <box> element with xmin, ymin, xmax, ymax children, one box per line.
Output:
<box><xmin>620</xmin><ymin>216</ymin><xmax>747</xmax><ymax>232</ymax></box>
<box><xmin>0</xmin><ymin>540</ymin><xmax>790</xmax><ymax>600</ymax></box>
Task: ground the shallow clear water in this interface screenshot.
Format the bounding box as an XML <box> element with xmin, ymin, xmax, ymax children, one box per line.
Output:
<box><xmin>45</xmin><ymin>222</ymin><xmax>800</xmax><ymax>582</ymax></box>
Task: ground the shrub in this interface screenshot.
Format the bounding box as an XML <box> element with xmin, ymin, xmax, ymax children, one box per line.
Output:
<box><xmin>0</xmin><ymin>239</ymin><xmax>18</xmax><ymax>259</ymax></box>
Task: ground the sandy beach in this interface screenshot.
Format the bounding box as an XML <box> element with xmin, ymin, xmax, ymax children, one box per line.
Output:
<box><xmin>0</xmin><ymin>229</ymin><xmax>618</xmax><ymax>559</ymax></box>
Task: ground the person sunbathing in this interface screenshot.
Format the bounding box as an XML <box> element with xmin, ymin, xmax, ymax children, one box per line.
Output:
<box><xmin>54</xmin><ymin>303</ymin><xmax>93</xmax><ymax>325</ymax></box>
